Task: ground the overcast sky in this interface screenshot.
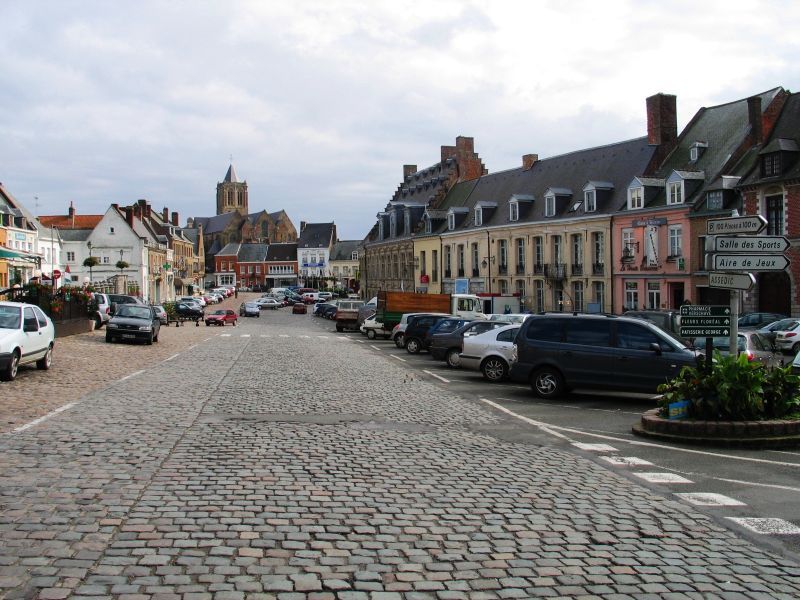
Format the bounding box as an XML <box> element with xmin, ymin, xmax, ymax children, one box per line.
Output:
<box><xmin>1</xmin><ymin>1</ymin><xmax>798</xmax><ymax>240</ymax></box>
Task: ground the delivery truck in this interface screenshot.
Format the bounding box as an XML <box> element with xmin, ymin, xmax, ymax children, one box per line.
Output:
<box><xmin>376</xmin><ymin>291</ymin><xmax>485</xmax><ymax>330</ymax></box>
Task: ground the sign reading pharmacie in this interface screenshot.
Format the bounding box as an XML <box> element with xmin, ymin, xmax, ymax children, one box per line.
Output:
<box><xmin>679</xmin><ymin>304</ymin><xmax>732</xmax><ymax>338</ymax></box>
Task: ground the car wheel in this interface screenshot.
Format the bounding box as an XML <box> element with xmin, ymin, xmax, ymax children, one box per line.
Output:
<box><xmin>366</xmin><ymin>329</ymin><xmax>376</xmax><ymax>340</ymax></box>
<box><xmin>94</xmin><ymin>315</ymin><xmax>103</xmax><ymax>330</ymax></box>
<box><xmin>105</xmin><ymin>333</ymin><xmax>114</xmax><ymax>343</ymax></box>
<box><xmin>153</xmin><ymin>330</ymin><xmax>159</xmax><ymax>343</ymax></box>
<box><xmin>205</xmin><ymin>321</ymin><xmax>210</xmax><ymax>326</ymax></box>
<box><xmin>481</xmin><ymin>356</ymin><xmax>508</xmax><ymax>382</ymax></box>
<box><xmin>36</xmin><ymin>344</ymin><xmax>54</xmax><ymax>370</ymax></box>
<box><xmin>445</xmin><ymin>348</ymin><xmax>462</xmax><ymax>368</ymax></box>
<box><xmin>147</xmin><ymin>333</ymin><xmax>154</xmax><ymax>345</ymax></box>
<box><xmin>336</xmin><ymin>324</ymin><xmax>343</xmax><ymax>332</ymax></box>
<box><xmin>793</xmin><ymin>342</ymin><xmax>800</xmax><ymax>354</ymax></box>
<box><xmin>531</xmin><ymin>366</ymin><xmax>565</xmax><ymax>399</ymax></box>
<box><xmin>394</xmin><ymin>334</ymin><xmax>404</xmax><ymax>349</ymax></box>
<box><xmin>1</xmin><ymin>350</ymin><xmax>20</xmax><ymax>381</ymax></box>
<box><xmin>405</xmin><ymin>337</ymin><xmax>421</xmax><ymax>354</ymax></box>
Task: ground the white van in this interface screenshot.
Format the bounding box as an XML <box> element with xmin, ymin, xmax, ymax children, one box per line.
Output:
<box><xmin>270</xmin><ymin>287</ymin><xmax>288</xmax><ymax>296</ymax></box>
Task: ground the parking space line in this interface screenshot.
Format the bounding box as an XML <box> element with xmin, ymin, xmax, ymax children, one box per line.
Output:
<box><xmin>13</xmin><ymin>403</ymin><xmax>76</xmax><ymax>433</ymax></box>
<box><xmin>633</xmin><ymin>472</ymin><xmax>693</xmax><ymax>484</ymax></box>
<box><xmin>390</xmin><ymin>355</ymin><xmax>407</xmax><ymax>362</ymax></box>
<box><xmin>317</xmin><ymin>335</ymin><xmax>328</xmax><ymax>339</ymax></box>
<box><xmin>370</xmin><ymin>345</ymin><xmax>382</xmax><ymax>351</ymax></box>
<box><xmin>573</xmin><ymin>442</ymin><xmax>618</xmax><ymax>452</ymax></box>
<box><xmin>163</xmin><ymin>353</ymin><xmax>180</xmax><ymax>362</ymax></box>
<box><xmin>675</xmin><ymin>493</ymin><xmax>746</xmax><ymax>506</ymax></box>
<box><xmin>600</xmin><ymin>456</ymin><xmax>653</xmax><ymax>467</ymax></box>
<box><xmin>120</xmin><ymin>370</ymin><xmax>145</xmax><ymax>381</ymax></box>
<box><xmin>423</xmin><ymin>370</ymin><xmax>450</xmax><ymax>383</ymax></box>
<box><xmin>240</xmin><ymin>334</ymin><xmax>251</xmax><ymax>337</ymax></box>
<box><xmin>727</xmin><ymin>518</ymin><xmax>800</xmax><ymax>535</ymax></box>
<box><xmin>188</xmin><ymin>344</ymin><xmax>197</xmax><ymax>350</ymax></box>
<box><xmin>279</xmin><ymin>334</ymin><xmax>289</xmax><ymax>338</ymax></box>
<box><xmin>220</xmin><ymin>334</ymin><xmax>231</xmax><ymax>337</ymax></box>
<box><xmin>479</xmin><ymin>398</ymin><xmax>572</xmax><ymax>441</ymax></box>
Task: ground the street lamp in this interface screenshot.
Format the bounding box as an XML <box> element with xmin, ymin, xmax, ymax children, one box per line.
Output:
<box><xmin>86</xmin><ymin>241</ymin><xmax>94</xmax><ymax>283</ymax></box>
<box><xmin>481</xmin><ymin>256</ymin><xmax>495</xmax><ymax>294</ymax></box>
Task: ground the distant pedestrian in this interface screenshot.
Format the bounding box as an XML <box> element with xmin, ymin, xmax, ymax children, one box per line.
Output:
<box><xmin>234</xmin><ymin>287</ymin><xmax>238</xmax><ymax>298</ymax></box>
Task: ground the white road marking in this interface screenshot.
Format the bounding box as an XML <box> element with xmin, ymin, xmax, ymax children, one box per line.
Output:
<box><xmin>675</xmin><ymin>493</ymin><xmax>746</xmax><ymax>507</ymax></box>
<box><xmin>279</xmin><ymin>334</ymin><xmax>290</xmax><ymax>338</ymax></box>
<box><xmin>13</xmin><ymin>403</ymin><xmax>76</xmax><ymax>432</ymax></box>
<box><xmin>317</xmin><ymin>335</ymin><xmax>328</xmax><ymax>339</ymax></box>
<box><xmin>260</xmin><ymin>334</ymin><xmax>269</xmax><ymax>338</ymax></box>
<box><xmin>337</xmin><ymin>336</ymin><xmax>347</xmax><ymax>340</ymax></box>
<box><xmin>240</xmin><ymin>334</ymin><xmax>251</xmax><ymax>337</ymax></box>
<box><xmin>204</xmin><ymin>338</ymin><xmax>212</xmax><ymax>341</ymax></box>
<box><xmin>299</xmin><ymin>335</ymin><xmax>310</xmax><ymax>338</ymax></box>
<box><xmin>480</xmin><ymin>398</ymin><xmax>571</xmax><ymax>441</ymax></box>
<box><xmin>120</xmin><ymin>370</ymin><xmax>145</xmax><ymax>381</ymax></box>
<box><xmin>573</xmin><ymin>443</ymin><xmax>617</xmax><ymax>452</ymax></box>
<box><xmin>220</xmin><ymin>334</ymin><xmax>231</xmax><ymax>337</ymax></box>
<box><xmin>601</xmin><ymin>456</ymin><xmax>654</xmax><ymax>467</ymax></box>
<box><xmin>163</xmin><ymin>353</ymin><xmax>180</xmax><ymax>362</ymax></box>
<box><xmin>423</xmin><ymin>370</ymin><xmax>450</xmax><ymax>383</ymax></box>
<box><xmin>370</xmin><ymin>345</ymin><xmax>382</xmax><ymax>351</ymax></box>
<box><xmin>633</xmin><ymin>472</ymin><xmax>693</xmax><ymax>484</ymax></box>
<box><xmin>551</xmin><ymin>403</ymin><xmax>642</xmax><ymax>416</ymax></box>
<box><xmin>713</xmin><ymin>478</ymin><xmax>800</xmax><ymax>493</ymax></box>
<box><xmin>355</xmin><ymin>339</ymin><xmax>365</xmax><ymax>343</ymax></box>
<box><xmin>727</xmin><ymin>517</ymin><xmax>800</xmax><ymax>535</ymax></box>
<box><xmin>390</xmin><ymin>355</ymin><xmax>407</xmax><ymax>362</ymax></box>
<box><xmin>188</xmin><ymin>344</ymin><xmax>197</xmax><ymax>350</ymax></box>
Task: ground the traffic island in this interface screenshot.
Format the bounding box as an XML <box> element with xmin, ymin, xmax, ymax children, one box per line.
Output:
<box><xmin>633</xmin><ymin>408</ymin><xmax>800</xmax><ymax>448</ymax></box>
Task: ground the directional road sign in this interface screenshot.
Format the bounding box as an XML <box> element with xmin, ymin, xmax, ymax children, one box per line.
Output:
<box><xmin>680</xmin><ymin>305</ymin><xmax>730</xmax><ymax>317</ymax></box>
<box><xmin>712</xmin><ymin>254</ymin><xmax>789</xmax><ymax>271</ymax></box>
<box><xmin>707</xmin><ymin>235</ymin><xmax>789</xmax><ymax>253</ymax></box>
<box><xmin>679</xmin><ymin>326</ymin><xmax>731</xmax><ymax>338</ymax></box>
<box><xmin>680</xmin><ymin>316</ymin><xmax>732</xmax><ymax>327</ymax></box>
<box><xmin>709</xmin><ymin>272</ymin><xmax>755</xmax><ymax>291</ymax></box>
<box><xmin>707</xmin><ymin>214</ymin><xmax>767</xmax><ymax>235</ymax></box>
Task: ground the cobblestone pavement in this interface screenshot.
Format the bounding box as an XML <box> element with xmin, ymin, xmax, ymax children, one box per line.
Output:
<box><xmin>2</xmin><ymin>305</ymin><xmax>800</xmax><ymax>599</ymax></box>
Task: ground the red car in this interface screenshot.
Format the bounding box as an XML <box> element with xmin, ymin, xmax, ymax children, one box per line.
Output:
<box><xmin>292</xmin><ymin>303</ymin><xmax>307</xmax><ymax>314</ymax></box>
<box><xmin>205</xmin><ymin>309</ymin><xmax>238</xmax><ymax>326</ymax></box>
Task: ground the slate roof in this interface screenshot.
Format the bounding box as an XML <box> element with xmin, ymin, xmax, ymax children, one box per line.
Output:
<box><xmin>433</xmin><ymin>137</ymin><xmax>655</xmax><ymax>235</ymax></box>
<box><xmin>237</xmin><ymin>243</ymin><xmax>268</xmax><ymax>262</ymax></box>
<box><xmin>391</xmin><ymin>161</ymin><xmax>458</xmax><ymax>207</ymax></box>
<box><xmin>298</xmin><ymin>222</ymin><xmax>336</xmax><ymax>249</ymax></box>
<box><xmin>207</xmin><ymin>238</ymin><xmax>222</xmax><ymax>255</ymax></box>
<box><xmin>192</xmin><ymin>212</ymin><xmax>239</xmax><ymax>234</ymax></box>
<box><xmin>741</xmin><ymin>91</ymin><xmax>800</xmax><ymax>186</ymax></box>
<box><xmin>223</xmin><ymin>164</ymin><xmax>239</xmax><ymax>183</ymax></box>
<box><xmin>330</xmin><ymin>240</ymin><xmax>360</xmax><ymax>261</ymax></box>
<box><xmin>57</xmin><ymin>228</ymin><xmax>92</xmax><ymax>242</ymax></box>
<box><xmin>266</xmin><ymin>243</ymin><xmax>297</xmax><ymax>261</ymax></box>
<box><xmin>217</xmin><ymin>243</ymin><xmax>241</xmax><ymax>256</ymax></box>
<box><xmin>633</xmin><ymin>87</ymin><xmax>783</xmax><ymax>210</ymax></box>
<box><xmin>182</xmin><ymin>228</ymin><xmax>202</xmax><ymax>253</ymax></box>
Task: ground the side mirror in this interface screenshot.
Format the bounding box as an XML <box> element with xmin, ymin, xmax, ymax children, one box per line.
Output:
<box><xmin>24</xmin><ymin>317</ymin><xmax>38</xmax><ymax>332</ymax></box>
<box><xmin>649</xmin><ymin>342</ymin><xmax>663</xmax><ymax>355</ymax></box>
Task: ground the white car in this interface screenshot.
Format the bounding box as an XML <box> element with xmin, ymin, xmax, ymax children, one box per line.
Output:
<box><xmin>773</xmin><ymin>320</ymin><xmax>800</xmax><ymax>354</ymax></box>
<box><xmin>360</xmin><ymin>316</ymin><xmax>392</xmax><ymax>340</ymax></box>
<box><xmin>0</xmin><ymin>301</ymin><xmax>55</xmax><ymax>381</ymax></box>
<box><xmin>459</xmin><ymin>323</ymin><xmax>521</xmax><ymax>382</ymax></box>
<box><xmin>488</xmin><ymin>313</ymin><xmax>531</xmax><ymax>324</ymax></box>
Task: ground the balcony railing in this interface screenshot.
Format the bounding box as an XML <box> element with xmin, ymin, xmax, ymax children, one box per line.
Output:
<box><xmin>472</xmin><ymin>268</ymin><xmax>479</xmax><ymax>277</ymax></box>
<box><xmin>533</xmin><ymin>263</ymin><xmax>544</xmax><ymax>275</ymax></box>
<box><xmin>457</xmin><ymin>268</ymin><xmax>465</xmax><ymax>277</ymax></box>
<box><xmin>516</xmin><ymin>264</ymin><xmax>525</xmax><ymax>275</ymax></box>
<box><xmin>592</xmin><ymin>262</ymin><xmax>605</xmax><ymax>276</ymax></box>
<box><xmin>498</xmin><ymin>264</ymin><xmax>508</xmax><ymax>275</ymax></box>
<box><xmin>444</xmin><ymin>269</ymin><xmax>451</xmax><ymax>278</ymax></box>
<box><xmin>571</xmin><ymin>263</ymin><xmax>583</xmax><ymax>276</ymax></box>
<box><xmin>544</xmin><ymin>263</ymin><xmax>567</xmax><ymax>281</ymax></box>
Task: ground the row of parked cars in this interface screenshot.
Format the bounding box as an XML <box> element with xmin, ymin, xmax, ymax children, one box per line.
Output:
<box><xmin>354</xmin><ymin>308</ymin><xmax>800</xmax><ymax>399</ymax></box>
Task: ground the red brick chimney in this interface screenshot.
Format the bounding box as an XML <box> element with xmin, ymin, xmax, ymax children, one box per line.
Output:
<box><xmin>171</xmin><ymin>211</ymin><xmax>179</xmax><ymax>226</ymax></box>
<box><xmin>403</xmin><ymin>165</ymin><xmax>417</xmax><ymax>179</ymax></box>
<box><xmin>748</xmin><ymin>96</ymin><xmax>763</xmax><ymax>145</ymax></box>
<box><xmin>646</xmin><ymin>93</ymin><xmax>677</xmax><ymax>147</ymax></box>
<box><xmin>125</xmin><ymin>207</ymin><xmax>134</xmax><ymax>227</ymax></box>
<box><xmin>440</xmin><ymin>144</ymin><xmax>457</xmax><ymax>162</ymax></box>
<box><xmin>522</xmin><ymin>154</ymin><xmax>538</xmax><ymax>170</ymax></box>
<box><xmin>162</xmin><ymin>207</ymin><xmax>169</xmax><ymax>222</ymax></box>
<box><xmin>68</xmin><ymin>201</ymin><xmax>75</xmax><ymax>219</ymax></box>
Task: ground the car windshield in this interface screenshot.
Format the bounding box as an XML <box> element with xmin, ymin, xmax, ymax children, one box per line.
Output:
<box><xmin>117</xmin><ymin>305</ymin><xmax>152</xmax><ymax>319</ymax></box>
<box><xmin>0</xmin><ymin>306</ymin><xmax>22</xmax><ymax>329</ymax></box>
<box><xmin>212</xmin><ymin>310</ymin><xmax>226</xmax><ymax>315</ymax></box>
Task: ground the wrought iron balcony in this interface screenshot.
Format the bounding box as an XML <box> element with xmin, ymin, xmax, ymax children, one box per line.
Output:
<box><xmin>592</xmin><ymin>262</ymin><xmax>604</xmax><ymax>276</ymax></box>
<box><xmin>571</xmin><ymin>263</ymin><xmax>583</xmax><ymax>276</ymax></box>
<box><xmin>444</xmin><ymin>269</ymin><xmax>451</xmax><ymax>278</ymax></box>
<box><xmin>533</xmin><ymin>263</ymin><xmax>544</xmax><ymax>275</ymax></box>
<box><xmin>498</xmin><ymin>264</ymin><xmax>508</xmax><ymax>275</ymax></box>
<box><xmin>472</xmin><ymin>268</ymin><xmax>480</xmax><ymax>277</ymax></box>
<box><xmin>516</xmin><ymin>265</ymin><xmax>525</xmax><ymax>275</ymax></box>
<box><xmin>543</xmin><ymin>263</ymin><xmax>567</xmax><ymax>281</ymax></box>
<box><xmin>457</xmin><ymin>268</ymin><xmax>465</xmax><ymax>277</ymax></box>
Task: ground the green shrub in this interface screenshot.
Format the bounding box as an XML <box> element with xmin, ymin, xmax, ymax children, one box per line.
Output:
<box><xmin>657</xmin><ymin>350</ymin><xmax>800</xmax><ymax>421</ymax></box>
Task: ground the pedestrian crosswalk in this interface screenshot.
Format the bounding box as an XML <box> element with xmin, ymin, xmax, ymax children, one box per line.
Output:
<box><xmin>574</xmin><ymin>442</ymin><xmax>800</xmax><ymax>538</ymax></box>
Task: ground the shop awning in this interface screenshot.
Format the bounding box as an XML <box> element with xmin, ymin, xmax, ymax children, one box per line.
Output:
<box><xmin>0</xmin><ymin>247</ymin><xmax>41</xmax><ymax>265</ymax></box>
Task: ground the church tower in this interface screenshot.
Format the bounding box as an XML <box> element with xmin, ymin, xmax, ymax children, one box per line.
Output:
<box><xmin>216</xmin><ymin>163</ymin><xmax>248</xmax><ymax>216</ymax></box>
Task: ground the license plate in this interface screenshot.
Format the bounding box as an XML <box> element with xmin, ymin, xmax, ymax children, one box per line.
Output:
<box><xmin>122</xmin><ymin>334</ymin><xmax>136</xmax><ymax>339</ymax></box>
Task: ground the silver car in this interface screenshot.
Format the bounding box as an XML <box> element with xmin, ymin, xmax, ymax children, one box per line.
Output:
<box><xmin>459</xmin><ymin>324</ymin><xmax>520</xmax><ymax>382</ymax></box>
<box><xmin>694</xmin><ymin>332</ymin><xmax>782</xmax><ymax>370</ymax></box>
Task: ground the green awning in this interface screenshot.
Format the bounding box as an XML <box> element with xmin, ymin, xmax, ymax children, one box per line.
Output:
<box><xmin>0</xmin><ymin>247</ymin><xmax>41</xmax><ymax>264</ymax></box>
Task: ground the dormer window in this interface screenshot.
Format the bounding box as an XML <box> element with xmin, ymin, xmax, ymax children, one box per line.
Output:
<box><xmin>378</xmin><ymin>218</ymin><xmax>385</xmax><ymax>240</ymax></box>
<box><xmin>584</xmin><ymin>190</ymin><xmax>596</xmax><ymax>212</ymax></box>
<box><xmin>545</xmin><ymin>194</ymin><xmax>556</xmax><ymax>217</ymax></box>
<box><xmin>707</xmin><ymin>190</ymin><xmax>723</xmax><ymax>210</ymax></box>
<box><xmin>351</xmin><ymin>251</ymin><xmax>359</xmax><ymax>260</ymax></box>
<box><xmin>389</xmin><ymin>212</ymin><xmax>397</xmax><ymax>237</ymax></box>
<box><xmin>763</xmin><ymin>153</ymin><xmax>781</xmax><ymax>177</ymax></box>
<box><xmin>509</xmin><ymin>202</ymin><xmax>519</xmax><ymax>222</ymax></box>
<box><xmin>667</xmin><ymin>181</ymin><xmax>684</xmax><ymax>205</ymax></box>
<box><xmin>689</xmin><ymin>142</ymin><xmax>708</xmax><ymax>163</ymax></box>
<box><xmin>474</xmin><ymin>207</ymin><xmax>483</xmax><ymax>226</ymax></box>
<box><xmin>424</xmin><ymin>215</ymin><xmax>432</xmax><ymax>234</ymax></box>
<box><xmin>404</xmin><ymin>211</ymin><xmax>411</xmax><ymax>234</ymax></box>
<box><xmin>447</xmin><ymin>213</ymin><xmax>455</xmax><ymax>231</ymax></box>
<box><xmin>628</xmin><ymin>187</ymin><xmax>643</xmax><ymax>210</ymax></box>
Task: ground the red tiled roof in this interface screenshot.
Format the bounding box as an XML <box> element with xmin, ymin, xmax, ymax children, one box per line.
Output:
<box><xmin>39</xmin><ymin>215</ymin><xmax>103</xmax><ymax>229</ymax></box>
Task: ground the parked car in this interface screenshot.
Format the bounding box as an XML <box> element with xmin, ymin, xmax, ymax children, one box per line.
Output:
<box><xmin>0</xmin><ymin>301</ymin><xmax>55</xmax><ymax>381</ymax></box>
<box><xmin>460</xmin><ymin>324</ymin><xmax>521</xmax><ymax>382</ymax></box>
<box><xmin>239</xmin><ymin>301</ymin><xmax>261</xmax><ymax>317</ymax></box>
<box><xmin>313</xmin><ymin>301</ymin><xmax>333</xmax><ymax>316</ymax></box>
<box><xmin>92</xmin><ymin>292</ymin><xmax>111</xmax><ymax>329</ymax></box>
<box><xmin>357</xmin><ymin>296</ymin><xmax>378</xmax><ymax>328</ymax></box>
<box><xmin>292</xmin><ymin>302</ymin><xmax>307</xmax><ymax>314</ymax></box>
<box><xmin>429</xmin><ymin>319</ymin><xmax>507</xmax><ymax>367</ymax></box>
<box><xmin>750</xmin><ymin>318</ymin><xmax>799</xmax><ymax>346</ymax></box>
<box><xmin>174</xmin><ymin>302</ymin><xmax>204</xmax><ymax>324</ymax></box>
<box><xmin>106</xmin><ymin>304</ymin><xmax>161</xmax><ymax>345</ymax></box>
<box><xmin>302</xmin><ymin>292</ymin><xmax>320</xmax><ymax>304</ymax></box>
<box><xmin>772</xmin><ymin>320</ymin><xmax>800</xmax><ymax>354</ymax></box>
<box><xmin>334</xmin><ymin>300</ymin><xmax>365</xmax><ymax>332</ymax></box>
<box><xmin>624</xmin><ymin>310</ymin><xmax>683</xmax><ymax>340</ymax></box>
<box><xmin>738</xmin><ymin>312</ymin><xmax>787</xmax><ymax>328</ymax></box>
<box><xmin>205</xmin><ymin>309</ymin><xmax>238</xmax><ymax>326</ymax></box>
<box><xmin>108</xmin><ymin>293</ymin><xmax>145</xmax><ymax>315</ymax></box>
<box><xmin>509</xmin><ymin>313</ymin><xmax>697</xmax><ymax>399</ymax></box>
<box><xmin>404</xmin><ymin>315</ymin><xmax>452</xmax><ymax>354</ymax></box>
<box><xmin>693</xmin><ymin>331</ymin><xmax>782</xmax><ymax>369</ymax></box>
<box><xmin>391</xmin><ymin>312</ymin><xmax>450</xmax><ymax>349</ymax></box>
<box><xmin>361</xmin><ymin>316</ymin><xmax>391</xmax><ymax>340</ymax></box>
<box><xmin>152</xmin><ymin>305</ymin><xmax>169</xmax><ymax>325</ymax></box>
<box><xmin>318</xmin><ymin>291</ymin><xmax>334</xmax><ymax>302</ymax></box>
<box><xmin>319</xmin><ymin>304</ymin><xmax>339</xmax><ymax>319</ymax></box>
<box><xmin>488</xmin><ymin>313</ymin><xmax>531</xmax><ymax>324</ymax></box>
<box><xmin>256</xmin><ymin>297</ymin><xmax>281</xmax><ymax>310</ymax></box>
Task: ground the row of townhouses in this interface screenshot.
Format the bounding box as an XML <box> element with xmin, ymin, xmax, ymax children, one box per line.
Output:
<box><xmin>0</xmin><ymin>166</ymin><xmax>361</xmax><ymax>299</ymax></box>
<box><xmin>361</xmin><ymin>88</ymin><xmax>800</xmax><ymax>317</ymax></box>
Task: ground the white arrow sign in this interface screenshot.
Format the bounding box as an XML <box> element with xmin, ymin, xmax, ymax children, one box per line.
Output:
<box><xmin>712</xmin><ymin>254</ymin><xmax>789</xmax><ymax>271</ymax></box>
<box><xmin>708</xmin><ymin>235</ymin><xmax>789</xmax><ymax>253</ymax></box>
<box><xmin>709</xmin><ymin>272</ymin><xmax>756</xmax><ymax>291</ymax></box>
<box><xmin>707</xmin><ymin>215</ymin><xmax>767</xmax><ymax>235</ymax></box>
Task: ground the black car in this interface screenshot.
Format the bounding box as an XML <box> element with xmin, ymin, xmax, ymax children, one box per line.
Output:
<box><xmin>429</xmin><ymin>320</ymin><xmax>507</xmax><ymax>367</ymax></box>
<box><xmin>738</xmin><ymin>312</ymin><xmax>788</xmax><ymax>329</ymax></box>
<box><xmin>174</xmin><ymin>302</ymin><xmax>204</xmax><ymax>324</ymax></box>
<box><xmin>320</xmin><ymin>304</ymin><xmax>338</xmax><ymax>319</ymax></box>
<box><xmin>404</xmin><ymin>314</ymin><xmax>451</xmax><ymax>354</ymax></box>
<box><xmin>105</xmin><ymin>304</ymin><xmax>161</xmax><ymax>344</ymax></box>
